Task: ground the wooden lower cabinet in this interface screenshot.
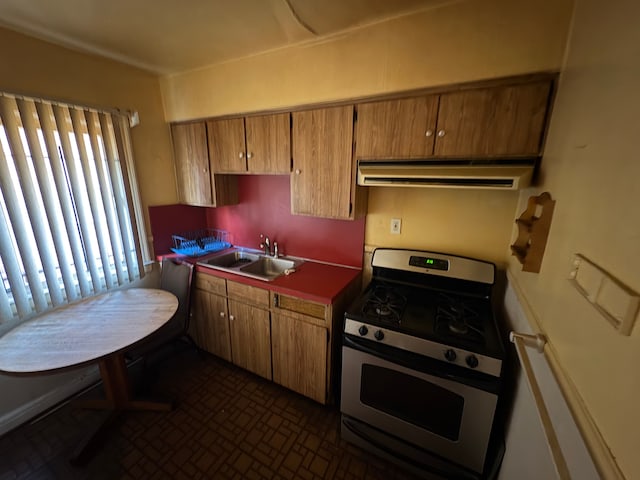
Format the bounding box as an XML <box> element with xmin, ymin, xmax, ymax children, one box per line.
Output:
<box><xmin>271</xmin><ymin>311</ymin><xmax>327</xmax><ymax>403</ymax></box>
<box><xmin>190</xmin><ymin>271</ymin><xmax>360</xmax><ymax>404</ymax></box>
<box><xmin>190</xmin><ymin>289</ymin><xmax>232</xmax><ymax>362</ymax></box>
<box><xmin>228</xmin><ymin>299</ymin><xmax>272</xmax><ymax>380</ymax></box>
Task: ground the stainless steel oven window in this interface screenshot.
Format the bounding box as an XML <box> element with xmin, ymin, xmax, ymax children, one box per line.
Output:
<box><xmin>360</xmin><ymin>363</ymin><xmax>464</xmax><ymax>441</ymax></box>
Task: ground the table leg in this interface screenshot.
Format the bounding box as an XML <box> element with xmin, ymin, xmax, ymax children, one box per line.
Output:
<box><xmin>70</xmin><ymin>353</ymin><xmax>174</xmax><ymax>465</ymax></box>
<box><xmin>74</xmin><ymin>353</ymin><xmax>174</xmax><ymax>411</ymax></box>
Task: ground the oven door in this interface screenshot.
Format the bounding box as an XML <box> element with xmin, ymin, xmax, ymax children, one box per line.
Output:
<box><xmin>341</xmin><ymin>338</ymin><xmax>498</xmax><ymax>474</ymax></box>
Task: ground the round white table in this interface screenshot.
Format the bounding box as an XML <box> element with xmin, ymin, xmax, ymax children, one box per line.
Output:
<box><xmin>0</xmin><ymin>288</ymin><xmax>178</xmax><ymax>464</ymax></box>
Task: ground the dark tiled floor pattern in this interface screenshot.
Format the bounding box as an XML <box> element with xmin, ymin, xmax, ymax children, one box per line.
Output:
<box><xmin>0</xmin><ymin>348</ymin><xmax>420</xmax><ymax>479</ymax></box>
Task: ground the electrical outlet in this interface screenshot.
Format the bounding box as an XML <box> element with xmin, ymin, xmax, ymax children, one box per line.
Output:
<box><xmin>390</xmin><ymin>218</ymin><xmax>401</xmax><ymax>234</ymax></box>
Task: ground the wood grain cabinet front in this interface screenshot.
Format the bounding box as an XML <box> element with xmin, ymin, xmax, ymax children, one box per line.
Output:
<box><xmin>207</xmin><ymin>113</ymin><xmax>290</xmax><ymax>174</ymax></box>
<box><xmin>171</xmin><ymin>122</ymin><xmax>238</xmax><ymax>207</ymax></box>
<box><xmin>190</xmin><ymin>288</ymin><xmax>232</xmax><ymax>362</ymax></box>
<box><xmin>292</xmin><ymin>106</ymin><xmax>365</xmax><ymax>219</ymax></box>
<box><xmin>355</xmin><ymin>80</ymin><xmax>553</xmax><ymax>160</ymax></box>
<box><xmin>191</xmin><ymin>270</ymin><xmax>360</xmax><ymax>404</ymax></box>
<box><xmin>271</xmin><ymin>311</ymin><xmax>327</xmax><ymax>403</ymax></box>
<box><xmin>227</xmin><ymin>299</ymin><xmax>272</xmax><ymax>380</ymax></box>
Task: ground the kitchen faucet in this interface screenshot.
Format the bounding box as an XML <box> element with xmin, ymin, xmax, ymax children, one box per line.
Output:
<box><xmin>259</xmin><ymin>234</ymin><xmax>280</xmax><ymax>258</ymax></box>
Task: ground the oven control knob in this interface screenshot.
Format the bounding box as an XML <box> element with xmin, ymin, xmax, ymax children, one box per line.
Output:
<box><xmin>444</xmin><ymin>349</ymin><xmax>457</xmax><ymax>362</ymax></box>
<box><xmin>374</xmin><ymin>330</ymin><xmax>384</xmax><ymax>341</ymax></box>
<box><xmin>466</xmin><ymin>355</ymin><xmax>479</xmax><ymax>368</ymax></box>
<box><xmin>358</xmin><ymin>325</ymin><xmax>368</xmax><ymax>336</ymax></box>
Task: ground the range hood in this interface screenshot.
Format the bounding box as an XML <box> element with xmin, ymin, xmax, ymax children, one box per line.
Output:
<box><xmin>357</xmin><ymin>160</ymin><xmax>535</xmax><ymax>190</ymax></box>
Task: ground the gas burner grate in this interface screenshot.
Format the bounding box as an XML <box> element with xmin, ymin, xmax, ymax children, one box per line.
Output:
<box><xmin>361</xmin><ymin>285</ymin><xmax>407</xmax><ymax>325</ymax></box>
<box><xmin>435</xmin><ymin>293</ymin><xmax>485</xmax><ymax>345</ymax></box>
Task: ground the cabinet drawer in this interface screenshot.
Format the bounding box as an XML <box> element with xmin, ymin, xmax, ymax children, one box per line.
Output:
<box><xmin>194</xmin><ymin>272</ymin><xmax>227</xmax><ymax>295</ymax></box>
<box><xmin>227</xmin><ymin>280</ymin><xmax>270</xmax><ymax>308</ymax></box>
<box><xmin>272</xmin><ymin>293</ymin><xmax>327</xmax><ymax>321</ymax></box>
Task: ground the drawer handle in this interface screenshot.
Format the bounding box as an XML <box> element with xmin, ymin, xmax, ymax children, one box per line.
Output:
<box><xmin>273</xmin><ymin>294</ymin><xmax>279</xmax><ymax>307</ymax></box>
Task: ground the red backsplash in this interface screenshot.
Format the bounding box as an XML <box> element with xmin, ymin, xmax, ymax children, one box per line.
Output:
<box><xmin>149</xmin><ymin>175</ymin><xmax>365</xmax><ymax>268</ymax></box>
<box><xmin>148</xmin><ymin>204</ymin><xmax>208</xmax><ymax>256</ymax></box>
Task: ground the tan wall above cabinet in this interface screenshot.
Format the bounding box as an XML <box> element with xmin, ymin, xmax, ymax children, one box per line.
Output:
<box><xmin>171</xmin><ymin>122</ymin><xmax>238</xmax><ymax>207</ymax></box>
<box><xmin>207</xmin><ymin>113</ymin><xmax>291</xmax><ymax>174</ymax></box>
<box><xmin>355</xmin><ymin>79</ymin><xmax>553</xmax><ymax>160</ymax></box>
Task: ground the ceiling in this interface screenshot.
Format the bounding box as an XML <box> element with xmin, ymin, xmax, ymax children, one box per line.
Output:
<box><xmin>0</xmin><ymin>0</ymin><xmax>448</xmax><ymax>75</ymax></box>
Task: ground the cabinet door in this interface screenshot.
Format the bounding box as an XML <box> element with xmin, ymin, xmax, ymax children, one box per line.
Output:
<box><xmin>245</xmin><ymin>113</ymin><xmax>291</xmax><ymax>174</ymax></box>
<box><xmin>271</xmin><ymin>311</ymin><xmax>327</xmax><ymax>403</ymax></box>
<box><xmin>171</xmin><ymin>122</ymin><xmax>212</xmax><ymax>205</ymax></box>
<box><xmin>228</xmin><ymin>299</ymin><xmax>272</xmax><ymax>380</ymax></box>
<box><xmin>190</xmin><ymin>289</ymin><xmax>232</xmax><ymax>361</ymax></box>
<box><xmin>434</xmin><ymin>81</ymin><xmax>552</xmax><ymax>157</ymax></box>
<box><xmin>207</xmin><ymin>118</ymin><xmax>247</xmax><ymax>173</ymax></box>
<box><xmin>291</xmin><ymin>106</ymin><xmax>354</xmax><ymax>219</ymax></box>
<box><xmin>356</xmin><ymin>96</ymin><xmax>439</xmax><ymax>159</ymax></box>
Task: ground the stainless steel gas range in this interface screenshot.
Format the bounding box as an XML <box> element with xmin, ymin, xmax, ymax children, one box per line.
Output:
<box><xmin>340</xmin><ymin>248</ymin><xmax>505</xmax><ymax>480</ymax></box>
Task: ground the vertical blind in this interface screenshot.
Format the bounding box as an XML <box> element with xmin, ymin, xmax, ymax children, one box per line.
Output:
<box><xmin>0</xmin><ymin>93</ymin><xmax>146</xmax><ymax>329</ymax></box>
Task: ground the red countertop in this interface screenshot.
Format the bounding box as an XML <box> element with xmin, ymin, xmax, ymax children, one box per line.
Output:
<box><xmin>161</xmin><ymin>252</ymin><xmax>362</xmax><ymax>304</ymax></box>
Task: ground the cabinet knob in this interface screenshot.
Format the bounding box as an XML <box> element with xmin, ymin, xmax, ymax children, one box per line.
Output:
<box><xmin>425</xmin><ymin>129</ymin><xmax>433</xmax><ymax>137</ymax></box>
<box><xmin>295</xmin><ymin>169</ymin><xmax>301</xmax><ymax>175</ymax></box>
<box><xmin>437</xmin><ymin>130</ymin><xmax>446</xmax><ymax>138</ymax></box>
<box><xmin>219</xmin><ymin>311</ymin><xmax>225</xmax><ymax>317</ymax></box>
<box><xmin>239</xmin><ymin>152</ymin><xmax>244</xmax><ymax>159</ymax></box>
<box><xmin>229</xmin><ymin>314</ymin><xmax>235</xmax><ymax>321</ymax></box>
<box><xmin>247</xmin><ymin>152</ymin><xmax>253</xmax><ymax>159</ymax></box>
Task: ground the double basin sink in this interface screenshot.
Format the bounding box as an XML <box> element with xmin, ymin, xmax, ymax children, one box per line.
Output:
<box><xmin>197</xmin><ymin>248</ymin><xmax>304</xmax><ymax>282</ymax></box>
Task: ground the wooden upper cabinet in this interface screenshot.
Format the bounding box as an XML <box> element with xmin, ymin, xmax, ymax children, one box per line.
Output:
<box><xmin>292</xmin><ymin>106</ymin><xmax>355</xmax><ymax>219</ymax></box>
<box><xmin>171</xmin><ymin>122</ymin><xmax>212</xmax><ymax>204</ymax></box>
<box><xmin>434</xmin><ymin>81</ymin><xmax>552</xmax><ymax>157</ymax></box>
<box><xmin>207</xmin><ymin>118</ymin><xmax>247</xmax><ymax>173</ymax></box>
<box><xmin>208</xmin><ymin>113</ymin><xmax>291</xmax><ymax>174</ymax></box>
<box><xmin>354</xmin><ymin>79</ymin><xmax>553</xmax><ymax>160</ymax></box>
<box><xmin>171</xmin><ymin>122</ymin><xmax>237</xmax><ymax>207</ymax></box>
<box><xmin>356</xmin><ymin>96</ymin><xmax>439</xmax><ymax>159</ymax></box>
<box><xmin>245</xmin><ymin>113</ymin><xmax>290</xmax><ymax>174</ymax></box>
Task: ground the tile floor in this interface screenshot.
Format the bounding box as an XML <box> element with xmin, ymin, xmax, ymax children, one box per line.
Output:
<box><xmin>0</xmin><ymin>347</ymin><xmax>421</xmax><ymax>479</ymax></box>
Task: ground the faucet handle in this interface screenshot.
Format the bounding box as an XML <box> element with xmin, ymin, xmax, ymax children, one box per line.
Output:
<box><xmin>273</xmin><ymin>242</ymin><xmax>279</xmax><ymax>258</ymax></box>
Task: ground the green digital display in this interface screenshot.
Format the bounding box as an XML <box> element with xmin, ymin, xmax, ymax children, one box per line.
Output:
<box><xmin>409</xmin><ymin>255</ymin><xmax>449</xmax><ymax>271</ymax></box>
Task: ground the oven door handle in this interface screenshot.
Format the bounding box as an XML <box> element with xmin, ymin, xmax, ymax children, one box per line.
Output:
<box><xmin>342</xmin><ymin>334</ymin><xmax>500</xmax><ymax>393</ymax></box>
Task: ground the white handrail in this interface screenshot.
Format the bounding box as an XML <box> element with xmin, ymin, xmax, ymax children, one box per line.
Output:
<box><xmin>509</xmin><ymin>332</ymin><xmax>571</xmax><ymax>480</ymax></box>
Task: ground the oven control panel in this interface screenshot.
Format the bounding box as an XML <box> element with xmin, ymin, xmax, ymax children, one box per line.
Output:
<box><xmin>408</xmin><ymin>255</ymin><xmax>449</xmax><ymax>271</ymax></box>
<box><xmin>344</xmin><ymin>319</ymin><xmax>502</xmax><ymax>377</ymax></box>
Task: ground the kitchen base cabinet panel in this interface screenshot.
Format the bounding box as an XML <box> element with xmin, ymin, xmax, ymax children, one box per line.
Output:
<box><xmin>272</xmin><ymin>312</ymin><xmax>327</xmax><ymax>404</ymax></box>
<box><xmin>228</xmin><ymin>300</ymin><xmax>272</xmax><ymax>380</ymax></box>
<box><xmin>190</xmin><ymin>289</ymin><xmax>232</xmax><ymax>362</ymax></box>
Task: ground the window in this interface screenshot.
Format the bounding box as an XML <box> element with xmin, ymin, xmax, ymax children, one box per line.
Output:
<box><xmin>0</xmin><ymin>93</ymin><xmax>147</xmax><ymax>331</ymax></box>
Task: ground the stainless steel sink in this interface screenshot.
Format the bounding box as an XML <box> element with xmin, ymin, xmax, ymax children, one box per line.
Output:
<box><xmin>240</xmin><ymin>257</ymin><xmax>296</xmax><ymax>279</ymax></box>
<box><xmin>197</xmin><ymin>248</ymin><xmax>302</xmax><ymax>281</ymax></box>
<box><xmin>201</xmin><ymin>250</ymin><xmax>260</xmax><ymax>268</ymax></box>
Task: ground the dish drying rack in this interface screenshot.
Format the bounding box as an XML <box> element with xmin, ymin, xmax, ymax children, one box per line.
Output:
<box><xmin>171</xmin><ymin>229</ymin><xmax>231</xmax><ymax>257</ymax></box>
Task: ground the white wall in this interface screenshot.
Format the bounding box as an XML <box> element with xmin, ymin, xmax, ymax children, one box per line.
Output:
<box><xmin>499</xmin><ymin>279</ymin><xmax>599</xmax><ymax>479</ymax></box>
<box><xmin>506</xmin><ymin>0</ymin><xmax>640</xmax><ymax>476</ymax></box>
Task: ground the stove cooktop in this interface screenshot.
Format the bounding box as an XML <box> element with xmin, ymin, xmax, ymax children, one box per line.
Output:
<box><xmin>348</xmin><ymin>280</ymin><xmax>502</xmax><ymax>351</ymax></box>
<box><xmin>344</xmin><ymin>248</ymin><xmax>507</xmax><ymax>377</ymax></box>
<box><xmin>344</xmin><ymin>281</ymin><xmax>504</xmax><ymax>376</ymax></box>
